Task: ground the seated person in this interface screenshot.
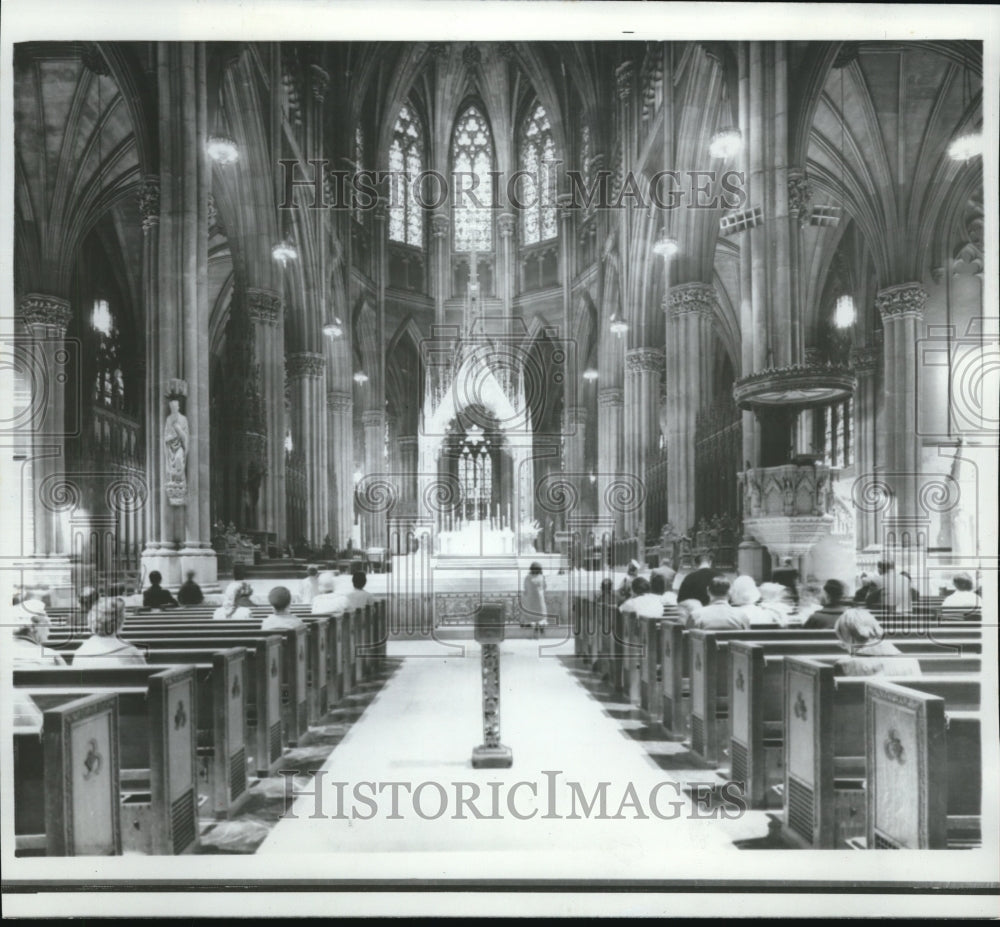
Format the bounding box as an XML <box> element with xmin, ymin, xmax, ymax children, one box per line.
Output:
<box><xmin>832</xmin><ymin>608</ymin><xmax>921</xmax><ymax>677</ymax></box>
<box><xmin>771</xmin><ymin>556</ymin><xmax>800</xmax><ymax>604</ymax></box>
<box><xmin>233</xmin><ymin>563</ymin><xmax>268</xmax><ymax>606</ymax></box>
<box><xmin>345</xmin><ymin>570</ymin><xmax>375</xmax><ymax>611</ymax></box>
<box><xmin>853</xmin><ymin>572</ymin><xmax>873</xmax><ymax>604</ymax></box>
<box><xmin>74</xmin><ymin>597</ymin><xmax>146</xmax><ymax>667</ymax></box>
<box><xmin>676</xmin><ymin>555</ymin><xmax>722</xmax><ymax>607</ymax></box>
<box><xmin>311</xmin><ymin>571</ymin><xmax>350</xmax><ymax>616</ymax></box>
<box><xmin>796</xmin><ymin>581</ymin><xmax>824</xmax><ymax>623</ymax></box>
<box><xmin>176</xmin><ymin>570</ymin><xmax>205</xmax><ymax>606</ymax></box>
<box><xmin>261</xmin><ymin>586</ymin><xmax>304</xmax><ymax>631</ymax></box>
<box><xmin>651</xmin><ymin>568</ymin><xmax>678</xmax><ymax>607</ymax></box>
<box><xmin>619</xmin><ymin>576</ymin><xmax>666</xmax><ymax>618</ymax></box>
<box><xmin>597</xmin><ymin>578</ymin><xmax>616</xmax><ymax>602</ymax></box>
<box><xmin>617</xmin><ymin>560</ymin><xmax>641</xmax><ymax>604</ymax></box>
<box><xmin>691</xmin><ymin>577</ymin><xmax>749</xmax><ymax>630</ymax></box>
<box><xmin>862</xmin><ymin>572</ymin><xmax>884</xmax><ymax>609</ymax></box>
<box><xmin>213</xmin><ymin>581</ymin><xmax>255</xmax><ymax>621</ymax></box>
<box><xmin>804</xmin><ymin>578</ymin><xmax>850</xmax><ymax>629</ymax></box>
<box><xmin>677</xmin><ymin>598</ymin><xmax>704</xmax><ymax>626</ymax></box>
<box><xmin>941</xmin><ymin>572</ymin><xmax>982</xmax><ymax>613</ymax></box>
<box><xmin>12</xmin><ymin>597</ymin><xmax>67</xmax><ymax>666</ymax></box>
<box><xmin>298</xmin><ymin>565</ymin><xmax>320</xmax><ymax>605</ymax></box>
<box><xmin>142</xmin><ymin>570</ymin><xmax>177</xmax><ymax>609</ymax></box>
<box><xmin>758</xmin><ymin>581</ymin><xmax>794</xmax><ymax>626</ymax></box>
<box><xmin>728</xmin><ymin>575</ymin><xmax>773</xmax><ymax>626</ymax></box>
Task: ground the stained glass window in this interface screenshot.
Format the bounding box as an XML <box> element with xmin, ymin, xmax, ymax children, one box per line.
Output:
<box><xmin>452</xmin><ymin>106</ymin><xmax>494</xmax><ymax>252</ymax></box>
<box><xmin>519</xmin><ymin>102</ymin><xmax>558</xmax><ymax>244</ymax></box>
<box><xmin>458</xmin><ymin>441</ymin><xmax>492</xmax><ymax>520</ymax></box>
<box><xmin>388</xmin><ymin>103</ymin><xmax>424</xmax><ymax>247</ymax></box>
<box><xmin>580</xmin><ymin>123</ymin><xmax>591</xmax><ymax>188</ymax></box>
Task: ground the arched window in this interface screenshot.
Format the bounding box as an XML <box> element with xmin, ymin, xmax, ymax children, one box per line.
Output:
<box><xmin>91</xmin><ymin>298</ymin><xmax>124</xmax><ymax>410</ymax></box>
<box><xmin>388</xmin><ymin>103</ymin><xmax>424</xmax><ymax>247</ymax></box>
<box><xmin>519</xmin><ymin>102</ymin><xmax>557</xmax><ymax>244</ymax></box>
<box><xmin>451</xmin><ymin>105</ymin><xmax>494</xmax><ymax>252</ymax></box>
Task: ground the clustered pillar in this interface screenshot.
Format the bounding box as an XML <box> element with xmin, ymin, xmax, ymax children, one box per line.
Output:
<box><xmin>287</xmin><ymin>352</ymin><xmax>328</xmax><ymax>548</ymax></box>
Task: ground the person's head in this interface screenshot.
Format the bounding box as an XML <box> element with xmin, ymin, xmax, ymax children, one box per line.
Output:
<box><xmin>185</xmin><ymin>571</ymin><xmax>196</xmax><ymax>583</ymax></box>
<box><xmin>233</xmin><ymin>563</ymin><xmax>248</xmax><ymax>581</ymax></box>
<box><xmin>834</xmin><ymin>608</ymin><xmax>885</xmax><ymax>651</ymax></box>
<box><xmin>657</xmin><ymin>566</ymin><xmax>677</xmax><ymax>587</ymax></box>
<box><xmin>233</xmin><ymin>582</ymin><xmax>255</xmax><ymax>607</ymax></box>
<box><xmin>630</xmin><ymin>576</ymin><xmax>651</xmax><ymax>597</ymax></box>
<box><xmin>698</xmin><ymin>552</ymin><xmax>714</xmax><ymax>568</ymax></box>
<box><xmin>79</xmin><ymin>586</ymin><xmax>99</xmax><ymax>613</ymax></box>
<box><xmin>306</xmin><ymin>565</ymin><xmax>319</xmax><ymax>578</ymax></box>
<box><xmin>760</xmin><ymin>581</ymin><xmax>790</xmax><ymax>602</ymax></box>
<box><xmin>168</xmin><ymin>397</ymin><xmax>179</xmax><ymax>414</ymax></box>
<box><xmin>14</xmin><ymin>597</ymin><xmax>52</xmax><ymax>644</ymax></box>
<box><xmin>529</xmin><ymin>562</ymin><xmax>543</xmax><ymax>576</ymax></box>
<box><xmin>650</xmin><ymin>572</ymin><xmax>667</xmax><ymax>596</ymax></box>
<box><xmin>707</xmin><ymin>577</ymin><xmax>731</xmax><ymax>602</ymax></box>
<box><xmin>268</xmin><ymin>585</ymin><xmax>292</xmax><ymax>613</ymax></box>
<box><xmin>952</xmin><ymin>572</ymin><xmax>974</xmax><ymax>592</ymax></box>
<box><xmin>627</xmin><ymin>560</ymin><xmax>640</xmax><ymax>577</ymax></box>
<box><xmin>317</xmin><ymin>571</ymin><xmax>337</xmax><ymax>593</ymax></box>
<box><xmin>599</xmin><ymin>578</ymin><xmax>615</xmax><ymax>598</ymax></box>
<box><xmin>876</xmin><ymin>560</ymin><xmax>894</xmax><ymax>575</ymax></box>
<box><xmin>822</xmin><ymin>578</ymin><xmax>847</xmax><ymax>605</ymax></box>
<box><xmin>352</xmin><ymin>570</ymin><xmax>368</xmax><ymax>590</ymax></box>
<box><xmin>729</xmin><ymin>575</ymin><xmax>761</xmax><ymax>607</ymax></box>
<box><xmin>90</xmin><ymin>597</ymin><xmax>126</xmax><ymax>637</ymax></box>
<box><xmin>149</xmin><ymin>571</ymin><xmax>162</xmax><ymax>587</ymax></box>
<box><xmin>858</xmin><ymin>572</ymin><xmax>870</xmax><ymax>587</ymax></box>
<box><xmin>781</xmin><ymin>557</ymin><xmax>794</xmax><ymax>568</ymax></box>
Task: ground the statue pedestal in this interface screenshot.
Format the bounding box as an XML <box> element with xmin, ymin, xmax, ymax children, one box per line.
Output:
<box><xmin>471</xmin><ymin>605</ymin><xmax>513</xmax><ymax>769</ymax></box>
<box><xmin>142</xmin><ymin>545</ymin><xmax>219</xmax><ymax>593</ymax></box>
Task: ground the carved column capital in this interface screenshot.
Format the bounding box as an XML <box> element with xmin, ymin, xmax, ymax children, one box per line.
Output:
<box><xmin>615</xmin><ymin>61</ymin><xmax>634</xmax><ymax>100</ymax></box>
<box><xmin>431</xmin><ymin>214</ymin><xmax>450</xmax><ymax>239</ymax></box>
<box><xmin>598</xmin><ymin>387</ymin><xmax>624</xmax><ymax>407</ymax></box>
<box><xmin>787</xmin><ymin>169</ymin><xmax>812</xmax><ymax>221</ymax></box>
<box><xmin>666</xmin><ymin>282</ymin><xmax>718</xmax><ymax>319</ymax></box>
<box><xmin>876</xmin><ymin>283</ymin><xmax>927</xmax><ymax>321</ymax></box>
<box><xmin>625</xmin><ymin>348</ymin><xmax>665</xmax><ymax>375</ymax></box>
<box><xmin>138</xmin><ymin>175</ymin><xmax>160</xmax><ymax>232</ymax></box>
<box><xmin>850</xmin><ymin>344</ymin><xmax>880</xmax><ymax>372</ymax></box>
<box><xmin>309</xmin><ymin>64</ymin><xmax>330</xmax><ymax>102</ymax></box>
<box><xmin>496</xmin><ymin>213</ymin><xmax>516</xmax><ymax>239</ymax></box>
<box><xmin>362</xmin><ymin>410</ymin><xmax>386</xmax><ymax>428</ymax></box>
<box><xmin>326</xmin><ymin>389</ymin><xmax>352</xmax><ymax>412</ymax></box>
<box><xmin>20</xmin><ymin>294</ymin><xmax>72</xmax><ymax>335</ymax></box>
<box><xmin>246</xmin><ymin>288</ymin><xmax>283</xmax><ymax>326</ymax></box>
<box><xmin>565</xmin><ymin>405</ymin><xmax>589</xmax><ymax>427</ymax></box>
<box><xmin>286</xmin><ymin>351</ymin><xmax>325</xmax><ymax>380</ymax></box>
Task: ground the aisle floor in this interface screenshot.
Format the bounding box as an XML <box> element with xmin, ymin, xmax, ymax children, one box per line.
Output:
<box><xmin>257</xmin><ymin>636</ymin><xmax>775</xmax><ymax>878</ymax></box>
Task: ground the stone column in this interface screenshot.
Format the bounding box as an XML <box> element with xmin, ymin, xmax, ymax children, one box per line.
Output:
<box><xmin>850</xmin><ymin>343</ymin><xmax>880</xmax><ymax>548</ymax></box>
<box><xmin>665</xmin><ymin>283</ymin><xmax>713</xmax><ymax>536</ymax></box>
<box><xmin>624</xmin><ymin>348</ymin><xmax>664</xmax><ymax>540</ymax></box>
<box><xmin>247</xmin><ymin>287</ymin><xmax>286</xmax><ymax>549</ymax></box>
<box><xmin>142</xmin><ymin>42</ymin><xmax>216</xmax><ymax>589</ymax></box>
<box><xmin>327</xmin><ymin>389</ymin><xmax>354</xmax><ymax>548</ymax></box>
<box><xmin>287</xmin><ymin>352</ymin><xmax>327</xmax><ymax>546</ymax></box>
<box><xmin>362</xmin><ymin>409</ymin><xmax>387</xmax><ymax>548</ymax></box>
<box><xmin>398</xmin><ymin>434</ymin><xmax>419</xmax><ymax>515</ymax></box>
<box><xmin>20</xmin><ymin>294</ymin><xmax>73</xmax><ymax>557</ymax></box>
<box><xmin>597</xmin><ymin>387</ymin><xmax>624</xmax><ymax>532</ymax></box>
<box><xmin>876</xmin><ymin>283</ymin><xmax>927</xmax><ymax>521</ymax></box>
<box><xmin>497</xmin><ymin>213</ymin><xmax>516</xmax><ymax>322</ymax></box>
<box><xmin>138</xmin><ymin>176</ymin><xmax>162</xmax><ymax>556</ymax></box>
<box><xmin>431</xmin><ymin>214</ymin><xmax>449</xmax><ymax>325</ymax></box>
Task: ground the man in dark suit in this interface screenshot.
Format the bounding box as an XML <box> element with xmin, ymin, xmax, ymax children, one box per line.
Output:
<box><xmin>676</xmin><ymin>553</ymin><xmax>722</xmax><ymax>607</ymax></box>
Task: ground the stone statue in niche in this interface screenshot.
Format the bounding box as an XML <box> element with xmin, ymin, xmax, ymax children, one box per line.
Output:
<box><xmin>164</xmin><ymin>391</ymin><xmax>189</xmax><ymax>506</ymax></box>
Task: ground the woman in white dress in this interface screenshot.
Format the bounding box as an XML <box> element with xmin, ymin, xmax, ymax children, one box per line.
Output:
<box><xmin>213</xmin><ymin>581</ymin><xmax>255</xmax><ymax>621</ymax></box>
<box><xmin>74</xmin><ymin>597</ymin><xmax>146</xmax><ymax>668</ymax></box>
<box><xmin>522</xmin><ymin>562</ymin><xmax>548</xmax><ymax>636</ymax></box>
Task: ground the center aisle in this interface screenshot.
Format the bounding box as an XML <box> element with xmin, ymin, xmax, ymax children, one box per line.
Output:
<box><xmin>257</xmin><ymin>636</ymin><xmax>771</xmax><ymax>878</ymax></box>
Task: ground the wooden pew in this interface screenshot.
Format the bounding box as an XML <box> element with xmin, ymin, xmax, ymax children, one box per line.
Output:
<box><xmin>781</xmin><ymin>660</ymin><xmax>980</xmax><ymax>848</ymax></box>
<box><xmin>864</xmin><ymin>679</ymin><xmax>981</xmax><ymax>849</ymax></box>
<box><xmin>728</xmin><ymin>640</ymin><xmax>981</xmax><ymax>808</ymax></box>
<box><xmin>688</xmin><ymin>627</ymin><xmax>981</xmax><ymax>766</ymax></box>
<box><xmin>20</xmin><ymin>665</ymin><xmax>199</xmax><ymax>854</ymax></box>
<box><xmin>15</xmin><ymin>693</ymin><xmax>122</xmax><ymax>856</ymax></box>
<box><xmin>17</xmin><ymin>648</ymin><xmax>249</xmax><ymax>819</ymax></box>
<box><xmin>50</xmin><ymin>635</ymin><xmax>284</xmax><ymax>776</ymax></box>
<box><xmin>59</xmin><ymin>626</ymin><xmax>309</xmax><ymax>747</ymax></box>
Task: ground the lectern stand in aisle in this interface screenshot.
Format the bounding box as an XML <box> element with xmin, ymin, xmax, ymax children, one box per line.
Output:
<box><xmin>471</xmin><ymin>604</ymin><xmax>514</xmax><ymax>769</ymax></box>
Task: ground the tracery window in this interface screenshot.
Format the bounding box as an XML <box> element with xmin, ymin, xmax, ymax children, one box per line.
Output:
<box><xmin>92</xmin><ymin>298</ymin><xmax>123</xmax><ymax>409</ymax></box>
<box><xmin>459</xmin><ymin>438</ymin><xmax>493</xmax><ymax>521</ymax></box>
<box><xmin>388</xmin><ymin>103</ymin><xmax>424</xmax><ymax>247</ymax></box>
<box><xmin>519</xmin><ymin>102</ymin><xmax>557</xmax><ymax>244</ymax></box>
<box><xmin>451</xmin><ymin>105</ymin><xmax>494</xmax><ymax>252</ymax></box>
